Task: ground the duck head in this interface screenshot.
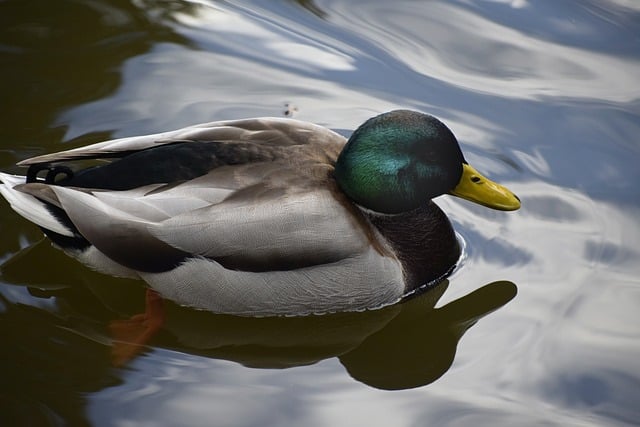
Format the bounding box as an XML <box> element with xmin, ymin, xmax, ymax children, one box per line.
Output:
<box><xmin>334</xmin><ymin>110</ymin><xmax>521</xmax><ymax>214</ymax></box>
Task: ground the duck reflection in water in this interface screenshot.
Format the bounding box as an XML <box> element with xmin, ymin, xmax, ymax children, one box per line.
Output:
<box><xmin>1</xmin><ymin>239</ymin><xmax>516</xmax><ymax>391</ymax></box>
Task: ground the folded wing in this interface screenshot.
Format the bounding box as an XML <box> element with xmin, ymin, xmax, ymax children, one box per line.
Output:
<box><xmin>12</xmin><ymin>118</ymin><xmax>370</xmax><ymax>274</ymax></box>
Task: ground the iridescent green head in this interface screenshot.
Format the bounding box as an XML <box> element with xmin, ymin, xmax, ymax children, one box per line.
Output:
<box><xmin>334</xmin><ymin>110</ymin><xmax>521</xmax><ymax>214</ymax></box>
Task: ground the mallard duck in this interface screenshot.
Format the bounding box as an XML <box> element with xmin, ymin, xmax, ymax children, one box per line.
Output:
<box><xmin>0</xmin><ymin>110</ymin><xmax>519</xmax><ymax>316</ymax></box>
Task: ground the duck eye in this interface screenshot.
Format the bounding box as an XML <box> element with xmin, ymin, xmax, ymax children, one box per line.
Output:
<box><xmin>471</xmin><ymin>176</ymin><xmax>482</xmax><ymax>183</ymax></box>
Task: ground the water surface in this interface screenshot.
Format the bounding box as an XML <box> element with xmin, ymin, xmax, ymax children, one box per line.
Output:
<box><xmin>1</xmin><ymin>0</ymin><xmax>639</xmax><ymax>426</ymax></box>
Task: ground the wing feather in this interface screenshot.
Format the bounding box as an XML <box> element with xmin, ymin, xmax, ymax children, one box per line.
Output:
<box><xmin>50</xmin><ymin>186</ymin><xmax>189</xmax><ymax>272</ymax></box>
<box><xmin>150</xmin><ymin>187</ymin><xmax>369</xmax><ymax>271</ymax></box>
<box><xmin>9</xmin><ymin>117</ymin><xmax>361</xmax><ymax>273</ymax></box>
<box><xmin>17</xmin><ymin>117</ymin><xmax>344</xmax><ymax>165</ymax></box>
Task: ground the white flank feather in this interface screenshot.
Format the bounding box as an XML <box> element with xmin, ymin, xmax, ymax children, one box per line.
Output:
<box><xmin>140</xmin><ymin>247</ymin><xmax>405</xmax><ymax>316</ymax></box>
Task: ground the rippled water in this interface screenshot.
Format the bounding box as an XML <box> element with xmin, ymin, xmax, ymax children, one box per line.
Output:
<box><xmin>1</xmin><ymin>0</ymin><xmax>639</xmax><ymax>426</ymax></box>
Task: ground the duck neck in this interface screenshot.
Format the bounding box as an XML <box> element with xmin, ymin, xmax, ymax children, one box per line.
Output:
<box><xmin>364</xmin><ymin>202</ymin><xmax>461</xmax><ymax>292</ymax></box>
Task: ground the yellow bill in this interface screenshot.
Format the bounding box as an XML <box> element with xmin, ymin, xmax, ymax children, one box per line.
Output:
<box><xmin>449</xmin><ymin>163</ymin><xmax>520</xmax><ymax>211</ymax></box>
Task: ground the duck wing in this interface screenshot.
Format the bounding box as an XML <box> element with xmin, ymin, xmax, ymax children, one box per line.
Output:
<box><xmin>18</xmin><ymin>117</ymin><xmax>341</xmax><ymax>166</ymax></box>
<box><xmin>15</xmin><ymin>118</ymin><xmax>374</xmax><ymax>274</ymax></box>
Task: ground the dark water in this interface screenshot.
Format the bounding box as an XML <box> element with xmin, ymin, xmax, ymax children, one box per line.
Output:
<box><xmin>1</xmin><ymin>0</ymin><xmax>639</xmax><ymax>426</ymax></box>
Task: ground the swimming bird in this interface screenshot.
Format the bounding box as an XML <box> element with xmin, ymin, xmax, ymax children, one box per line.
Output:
<box><xmin>0</xmin><ymin>110</ymin><xmax>520</xmax><ymax>316</ymax></box>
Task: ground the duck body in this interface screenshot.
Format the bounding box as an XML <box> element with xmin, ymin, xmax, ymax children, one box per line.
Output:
<box><xmin>0</xmin><ymin>110</ymin><xmax>519</xmax><ymax>316</ymax></box>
